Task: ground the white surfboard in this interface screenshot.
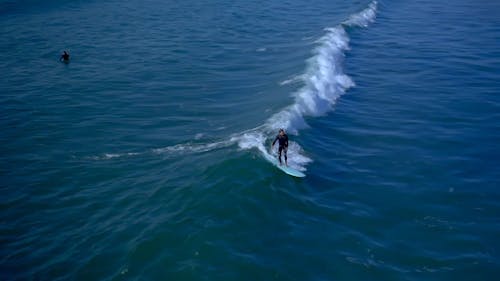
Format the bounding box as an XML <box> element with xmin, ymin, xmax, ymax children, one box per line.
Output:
<box><xmin>263</xmin><ymin>150</ymin><xmax>306</xmax><ymax>178</ymax></box>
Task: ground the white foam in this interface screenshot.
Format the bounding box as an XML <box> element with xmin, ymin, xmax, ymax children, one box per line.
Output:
<box><xmin>104</xmin><ymin>153</ymin><xmax>121</xmax><ymax>159</ymax></box>
<box><xmin>90</xmin><ymin>140</ymin><xmax>232</xmax><ymax>161</ymax></box>
<box><xmin>271</xmin><ymin>1</ymin><xmax>377</xmax><ymax>132</ymax></box>
<box><xmin>152</xmin><ymin>140</ymin><xmax>232</xmax><ymax>155</ymax></box>
<box><xmin>87</xmin><ymin>152</ymin><xmax>141</xmax><ymax>160</ymax></box>
<box><xmin>279</xmin><ymin>74</ymin><xmax>304</xmax><ymax>86</ymax></box>
<box><xmin>343</xmin><ymin>1</ymin><xmax>378</xmax><ymax>27</ymax></box>
<box><xmin>266</xmin><ymin>26</ymin><xmax>353</xmax><ymax>134</ymax></box>
<box><xmin>234</xmin><ymin>132</ymin><xmax>266</xmax><ymax>150</ymax></box>
<box><xmin>235</xmin><ymin>132</ymin><xmax>312</xmax><ymax>171</ymax></box>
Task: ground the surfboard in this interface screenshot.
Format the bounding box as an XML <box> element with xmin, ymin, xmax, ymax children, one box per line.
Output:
<box><xmin>275</xmin><ymin>161</ymin><xmax>306</xmax><ymax>178</ymax></box>
<box><xmin>264</xmin><ymin>151</ymin><xmax>306</xmax><ymax>178</ymax></box>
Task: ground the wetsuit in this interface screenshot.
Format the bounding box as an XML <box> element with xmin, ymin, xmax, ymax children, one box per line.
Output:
<box><xmin>60</xmin><ymin>52</ymin><xmax>69</xmax><ymax>62</ymax></box>
<box><xmin>272</xmin><ymin>133</ymin><xmax>288</xmax><ymax>164</ymax></box>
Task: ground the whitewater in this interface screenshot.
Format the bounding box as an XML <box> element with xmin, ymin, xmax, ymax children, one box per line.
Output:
<box><xmin>235</xmin><ymin>1</ymin><xmax>378</xmax><ymax>171</ymax></box>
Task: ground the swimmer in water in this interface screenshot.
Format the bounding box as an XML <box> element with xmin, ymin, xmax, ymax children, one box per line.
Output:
<box><xmin>60</xmin><ymin>50</ymin><xmax>70</xmax><ymax>62</ymax></box>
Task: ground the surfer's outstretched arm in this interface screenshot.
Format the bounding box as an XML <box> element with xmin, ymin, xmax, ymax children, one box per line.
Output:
<box><xmin>271</xmin><ymin>136</ymin><xmax>278</xmax><ymax>150</ymax></box>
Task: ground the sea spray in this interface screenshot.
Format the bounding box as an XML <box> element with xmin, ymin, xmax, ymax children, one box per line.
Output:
<box><xmin>267</xmin><ymin>1</ymin><xmax>378</xmax><ymax>134</ymax></box>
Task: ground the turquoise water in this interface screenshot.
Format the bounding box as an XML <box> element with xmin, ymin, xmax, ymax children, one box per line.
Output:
<box><xmin>1</xmin><ymin>0</ymin><xmax>499</xmax><ymax>280</ymax></box>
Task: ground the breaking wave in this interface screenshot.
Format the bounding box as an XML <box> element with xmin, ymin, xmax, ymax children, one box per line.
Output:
<box><xmin>233</xmin><ymin>1</ymin><xmax>378</xmax><ymax>171</ymax></box>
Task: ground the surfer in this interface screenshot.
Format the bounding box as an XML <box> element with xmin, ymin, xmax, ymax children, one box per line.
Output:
<box><xmin>271</xmin><ymin>129</ymin><xmax>289</xmax><ymax>166</ymax></box>
<box><xmin>60</xmin><ymin>51</ymin><xmax>70</xmax><ymax>62</ymax></box>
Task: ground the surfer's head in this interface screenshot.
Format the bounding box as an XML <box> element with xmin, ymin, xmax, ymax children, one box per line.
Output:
<box><xmin>279</xmin><ymin>128</ymin><xmax>285</xmax><ymax>135</ymax></box>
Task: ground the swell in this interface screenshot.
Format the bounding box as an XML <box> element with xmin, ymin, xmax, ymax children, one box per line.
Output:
<box><xmin>92</xmin><ymin>1</ymin><xmax>378</xmax><ymax>172</ymax></box>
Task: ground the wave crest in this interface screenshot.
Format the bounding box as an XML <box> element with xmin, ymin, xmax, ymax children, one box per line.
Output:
<box><xmin>343</xmin><ymin>1</ymin><xmax>378</xmax><ymax>27</ymax></box>
<box><xmin>236</xmin><ymin>1</ymin><xmax>378</xmax><ymax>172</ymax></box>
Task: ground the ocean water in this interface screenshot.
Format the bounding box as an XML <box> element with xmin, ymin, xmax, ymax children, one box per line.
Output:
<box><xmin>1</xmin><ymin>0</ymin><xmax>499</xmax><ymax>280</ymax></box>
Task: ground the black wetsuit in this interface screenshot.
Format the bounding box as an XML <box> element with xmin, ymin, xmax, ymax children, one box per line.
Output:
<box><xmin>272</xmin><ymin>133</ymin><xmax>288</xmax><ymax>164</ymax></box>
<box><xmin>60</xmin><ymin>52</ymin><xmax>69</xmax><ymax>62</ymax></box>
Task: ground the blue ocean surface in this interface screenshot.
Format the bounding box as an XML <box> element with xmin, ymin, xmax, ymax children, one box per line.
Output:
<box><xmin>1</xmin><ymin>0</ymin><xmax>499</xmax><ymax>280</ymax></box>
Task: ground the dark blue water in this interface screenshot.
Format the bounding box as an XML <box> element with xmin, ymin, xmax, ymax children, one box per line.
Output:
<box><xmin>1</xmin><ymin>0</ymin><xmax>499</xmax><ymax>280</ymax></box>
